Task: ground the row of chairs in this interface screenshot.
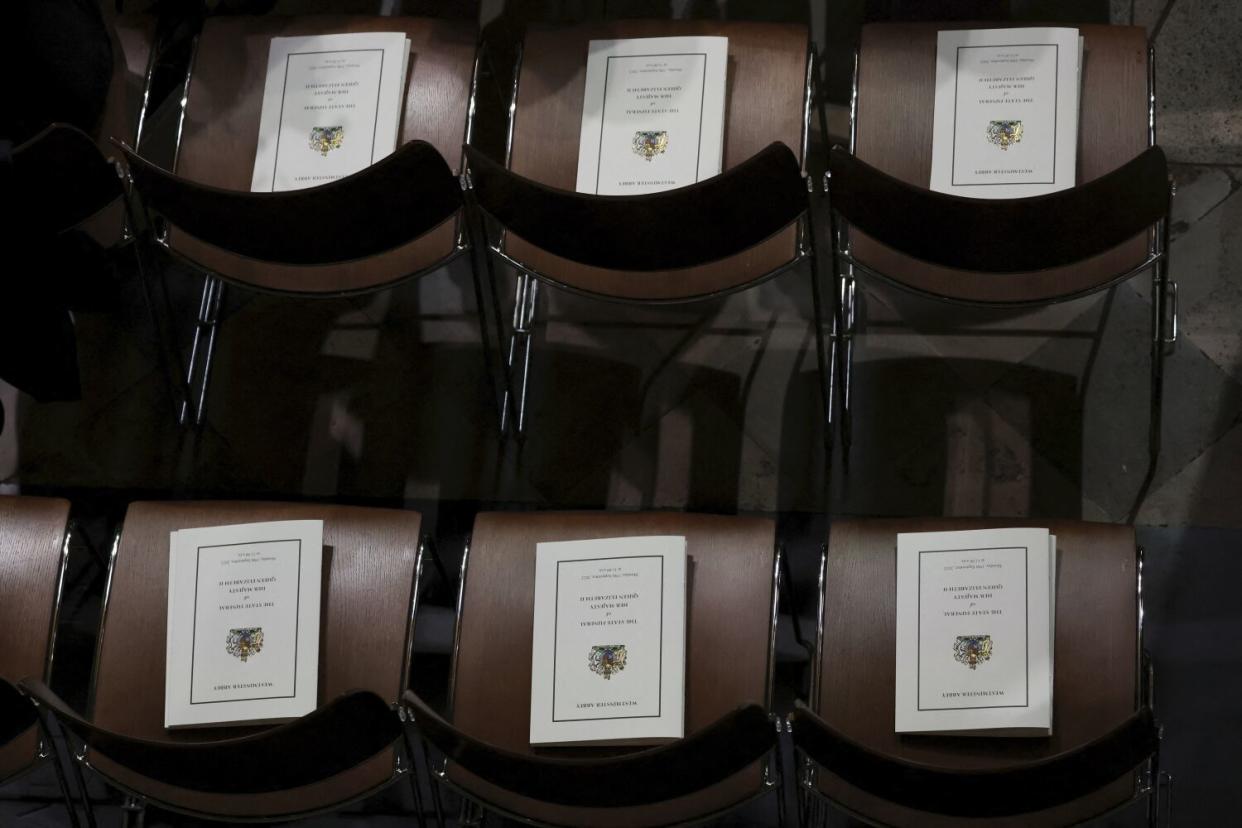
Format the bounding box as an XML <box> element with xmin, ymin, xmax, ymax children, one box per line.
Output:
<box><xmin>10</xmin><ymin>15</ymin><xmax>1176</xmax><ymax>478</ymax></box>
<box><xmin>1</xmin><ymin>494</ymin><xmax>1165</xmax><ymax>826</ymax></box>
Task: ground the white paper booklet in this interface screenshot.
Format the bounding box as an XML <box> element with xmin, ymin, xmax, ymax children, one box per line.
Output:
<box><xmin>250</xmin><ymin>32</ymin><xmax>410</xmax><ymax>192</ymax></box>
<box><xmin>575</xmin><ymin>36</ymin><xmax>728</xmax><ymax>196</ymax></box>
<box><xmin>895</xmin><ymin>528</ymin><xmax>1056</xmax><ymax>736</ymax></box>
<box><xmin>929</xmin><ymin>28</ymin><xmax>1081</xmax><ymax>198</ymax></box>
<box><xmin>530</xmin><ymin>536</ymin><xmax>686</xmax><ymax>746</ymax></box>
<box><xmin>165</xmin><ymin>520</ymin><xmax>323</xmax><ymax>729</ymax></box>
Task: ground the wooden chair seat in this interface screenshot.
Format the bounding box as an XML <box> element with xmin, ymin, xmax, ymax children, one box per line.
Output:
<box><xmin>85</xmin><ymin>501</ymin><xmax>421</xmax><ymax>820</ymax></box>
<box><xmin>166</xmin><ymin>15</ymin><xmax>476</xmax><ymax>294</ymax></box>
<box><xmin>0</xmin><ymin>496</ymin><xmax>71</xmax><ymax>783</ymax></box>
<box><xmin>850</xmin><ymin>23</ymin><xmax>1151</xmax><ymax>304</ymax></box>
<box><xmin>447</xmin><ymin>511</ymin><xmax>777</xmax><ymax>827</ymax></box>
<box><xmin>501</xmin><ymin>20</ymin><xmax>808</xmax><ymax>302</ymax></box>
<box><xmin>813</xmin><ymin>517</ymin><xmax>1140</xmax><ymax>827</ymax></box>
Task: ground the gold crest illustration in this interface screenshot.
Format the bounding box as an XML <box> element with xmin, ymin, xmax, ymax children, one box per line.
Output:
<box><xmin>309</xmin><ymin>125</ymin><xmax>345</xmax><ymax>156</ymax></box>
<box><xmin>226</xmin><ymin>627</ymin><xmax>264</xmax><ymax>662</ymax></box>
<box><xmin>953</xmin><ymin>635</ymin><xmax>993</xmax><ymax>670</ymax></box>
<box><xmin>588</xmin><ymin>644</ymin><xmax>627</xmax><ymax>679</ymax></box>
<box><xmin>986</xmin><ymin>120</ymin><xmax>1023</xmax><ymax>150</ymax></box>
<box><xmin>632</xmin><ymin>131</ymin><xmax>669</xmax><ymax>161</ymax></box>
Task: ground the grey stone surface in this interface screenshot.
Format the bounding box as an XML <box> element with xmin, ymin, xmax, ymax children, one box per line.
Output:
<box><xmin>986</xmin><ymin>283</ymin><xmax>1242</xmax><ymax>522</ymax></box>
<box><xmin>1151</xmin><ymin>0</ymin><xmax>1242</xmax><ymax>163</ymax></box>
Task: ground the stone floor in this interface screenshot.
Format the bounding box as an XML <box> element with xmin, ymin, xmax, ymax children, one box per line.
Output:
<box><xmin>2</xmin><ymin>0</ymin><xmax>1240</xmax><ymax>826</ymax></box>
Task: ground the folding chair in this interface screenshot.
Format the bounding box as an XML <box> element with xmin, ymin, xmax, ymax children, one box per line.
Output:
<box><xmin>0</xmin><ymin>496</ymin><xmax>78</xmax><ymax>824</ymax></box>
<box><xmin>117</xmin><ymin>16</ymin><xmax>499</xmax><ymax>429</ymax></box>
<box><xmin>22</xmin><ymin>500</ymin><xmax>432</xmax><ymax>825</ymax></box>
<box><xmin>412</xmin><ymin>510</ymin><xmax>787</xmax><ymax>827</ymax></box>
<box><xmin>793</xmin><ymin>517</ymin><xmax>1169</xmax><ymax>827</ymax></box>
<box><xmin>826</xmin><ymin>24</ymin><xmax>1174</xmax><ymax>488</ymax></box>
<box><xmin>466</xmin><ymin>20</ymin><xmax>835</xmax><ymax>460</ymax></box>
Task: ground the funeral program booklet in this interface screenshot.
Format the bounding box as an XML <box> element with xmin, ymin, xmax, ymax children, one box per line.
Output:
<box><xmin>895</xmin><ymin>528</ymin><xmax>1056</xmax><ymax>736</ymax></box>
<box><xmin>575</xmin><ymin>36</ymin><xmax>728</xmax><ymax>195</ymax></box>
<box><xmin>929</xmin><ymin>28</ymin><xmax>1081</xmax><ymax>198</ymax></box>
<box><xmin>530</xmin><ymin>536</ymin><xmax>686</xmax><ymax>746</ymax></box>
<box><xmin>165</xmin><ymin>520</ymin><xmax>323</xmax><ymax>729</ymax></box>
<box><xmin>250</xmin><ymin>32</ymin><xmax>410</xmax><ymax>192</ymax></box>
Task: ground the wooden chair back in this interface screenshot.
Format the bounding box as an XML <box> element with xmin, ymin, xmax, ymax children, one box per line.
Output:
<box><xmin>0</xmin><ymin>496</ymin><xmax>70</xmax><ymax>782</ymax></box>
<box><xmin>448</xmin><ymin>510</ymin><xmax>777</xmax><ymax>827</ymax></box>
<box><xmin>850</xmin><ymin>23</ymin><xmax>1152</xmax><ymax>303</ymax></box>
<box><xmin>815</xmin><ymin>517</ymin><xmax>1140</xmax><ymax>827</ymax></box>
<box><xmin>503</xmin><ymin>20</ymin><xmax>808</xmax><ymax>301</ymax></box>
<box><xmin>168</xmin><ymin>15</ymin><xmax>476</xmax><ymax>293</ymax></box>
<box><xmin>87</xmin><ymin>500</ymin><xmax>421</xmax><ymax>819</ymax></box>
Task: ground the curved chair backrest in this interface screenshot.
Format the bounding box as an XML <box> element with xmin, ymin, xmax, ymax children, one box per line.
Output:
<box><xmin>791</xmin><ymin>703</ymin><xmax>1158</xmax><ymax>818</ymax></box>
<box><xmin>85</xmin><ymin>500</ymin><xmax>422</xmax><ymax>819</ymax></box>
<box><xmin>815</xmin><ymin>518</ymin><xmax>1141</xmax><ymax>826</ymax></box>
<box><xmin>468</xmin><ymin>142</ymin><xmax>806</xmax><ymax>274</ymax></box>
<box><xmin>155</xmin><ymin>14</ymin><xmax>478</xmax><ymax>294</ymax></box>
<box><xmin>23</xmin><ymin>679</ymin><xmax>399</xmax><ymax>794</ymax></box>
<box><xmin>9</xmin><ymin>125</ymin><xmax>122</xmax><ymax>238</ymax></box>
<box><xmin>845</xmin><ymin>22</ymin><xmax>1155</xmax><ymax>304</ymax></box>
<box><xmin>499</xmin><ymin>19</ymin><xmax>810</xmax><ymax>302</ymax></box>
<box><xmin>828</xmin><ymin>144</ymin><xmax>1168</xmax><ymax>274</ymax></box>
<box><xmin>448</xmin><ymin>510</ymin><xmax>778</xmax><ymax>827</ymax></box>
<box><xmin>0</xmin><ymin>496</ymin><xmax>71</xmax><ymax>783</ymax></box>
<box><xmin>123</xmin><ymin>139</ymin><xmax>461</xmax><ymax>267</ymax></box>
<box><xmin>407</xmin><ymin>691</ymin><xmax>774</xmax><ymax>808</ymax></box>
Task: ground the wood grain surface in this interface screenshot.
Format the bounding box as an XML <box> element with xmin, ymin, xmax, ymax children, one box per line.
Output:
<box><xmin>448</xmin><ymin>511</ymin><xmax>776</xmax><ymax>827</ymax></box>
<box><xmin>168</xmin><ymin>16</ymin><xmax>475</xmax><ymax>294</ymax></box>
<box><xmin>850</xmin><ymin>23</ymin><xmax>1152</xmax><ymax>303</ymax></box>
<box><xmin>87</xmin><ymin>501</ymin><xmax>421</xmax><ymax>818</ymax></box>
<box><xmin>502</xmin><ymin>20</ymin><xmax>806</xmax><ymax>301</ymax></box>
<box><xmin>815</xmin><ymin>517</ymin><xmax>1139</xmax><ymax>826</ymax></box>
<box><xmin>0</xmin><ymin>496</ymin><xmax>70</xmax><ymax>782</ymax></box>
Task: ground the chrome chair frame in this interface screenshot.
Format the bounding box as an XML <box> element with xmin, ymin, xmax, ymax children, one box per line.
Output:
<box><xmin>415</xmin><ymin>531</ymin><xmax>789</xmax><ymax>828</ymax></box>
<box><xmin>794</xmin><ymin>540</ymin><xmax>1172</xmax><ymax>828</ymax></box>
<box><xmin>470</xmin><ymin>40</ymin><xmax>836</xmax><ymax>465</ymax></box>
<box><xmin>41</xmin><ymin>521</ymin><xmax>435</xmax><ymax>827</ymax></box>
<box><xmin>827</xmin><ymin>45</ymin><xmax>1177</xmax><ymax>511</ymax></box>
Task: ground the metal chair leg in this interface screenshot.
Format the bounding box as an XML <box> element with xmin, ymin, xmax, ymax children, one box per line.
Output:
<box><xmin>192</xmin><ymin>277</ymin><xmax>224</xmax><ymax>428</ymax></box>
<box><xmin>67</xmin><ymin>747</ymin><xmax>98</xmax><ymax>828</ymax></box>
<box><xmin>806</xmin><ymin>199</ymin><xmax>834</xmax><ymax>472</ymax></box>
<box><xmin>459</xmin><ymin>797</ymin><xmax>485</xmax><ymax>827</ymax></box>
<box><xmin>179</xmin><ymin>275</ymin><xmax>212</xmax><ymax>427</ymax></box>
<box><xmin>771</xmin><ymin>721</ymin><xmax>789</xmax><ymax>828</ymax></box>
<box><xmin>463</xmin><ymin>194</ymin><xmax>518</xmax><ymax>437</ymax></box>
<box><xmin>400</xmin><ymin>730</ymin><xmax>428</xmax><ymax>828</ymax></box>
<box><xmin>122</xmin><ymin>194</ymin><xmax>188</xmax><ymax>422</ymax></box>
<box><xmin>417</xmin><ymin>738</ymin><xmax>446</xmax><ymax>828</ymax></box>
<box><xmin>34</xmin><ymin>711</ymin><xmax>82</xmax><ymax>828</ymax></box>
<box><xmin>500</xmin><ymin>272</ymin><xmax>537</xmax><ymax>438</ymax></box>
<box><xmin>121</xmin><ymin>796</ymin><xmax>145</xmax><ymax>828</ymax></box>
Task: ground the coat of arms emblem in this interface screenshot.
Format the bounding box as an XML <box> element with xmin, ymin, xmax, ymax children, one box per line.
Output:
<box><xmin>226</xmin><ymin>627</ymin><xmax>264</xmax><ymax>662</ymax></box>
<box><xmin>588</xmin><ymin>644</ymin><xmax>627</xmax><ymax>679</ymax></box>
<box><xmin>632</xmin><ymin>130</ymin><xmax>669</xmax><ymax>161</ymax></box>
<box><xmin>309</xmin><ymin>125</ymin><xmax>345</xmax><ymax>156</ymax></box>
<box><xmin>953</xmin><ymin>635</ymin><xmax>993</xmax><ymax>669</ymax></box>
<box><xmin>986</xmin><ymin>120</ymin><xmax>1023</xmax><ymax>150</ymax></box>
